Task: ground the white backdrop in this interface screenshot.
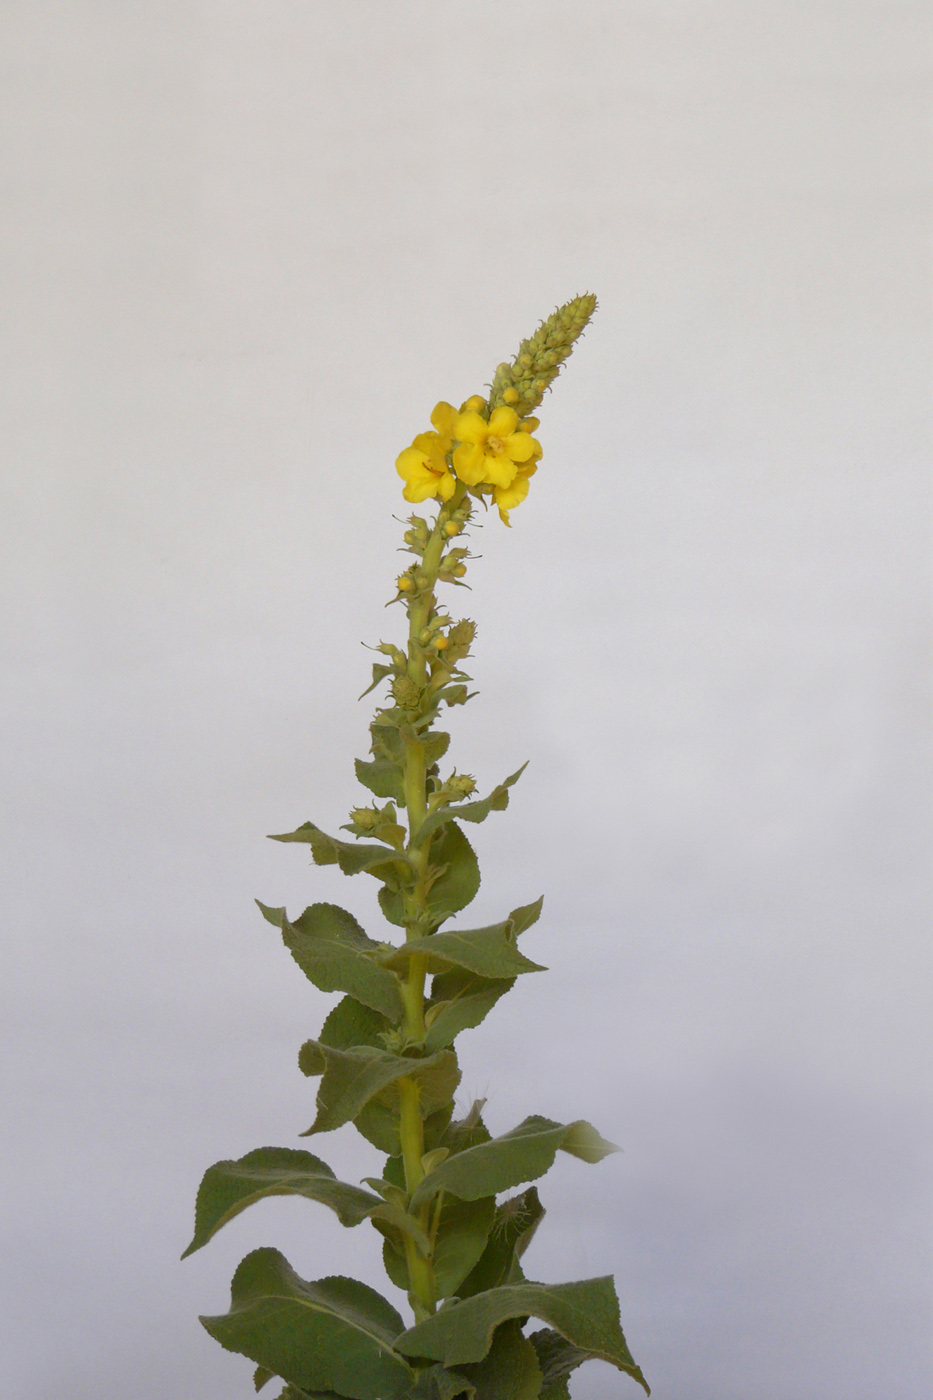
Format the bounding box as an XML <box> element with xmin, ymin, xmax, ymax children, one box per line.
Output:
<box><xmin>2</xmin><ymin>3</ymin><xmax>930</xmax><ymax>1398</ymax></box>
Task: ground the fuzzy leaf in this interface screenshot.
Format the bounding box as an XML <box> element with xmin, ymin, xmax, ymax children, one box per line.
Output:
<box><xmin>257</xmin><ymin>903</ymin><xmax>403</xmax><ymax>1022</ymax></box>
<box><xmin>394</xmin><ymin>1276</ymin><xmax>648</xmax><ymax>1393</ymax></box>
<box><xmin>254</xmin><ymin>1365</ymin><xmax>275</xmax><ymax>1391</ymax></box>
<box><xmin>424</xmin><ymin>822</ymin><xmax>480</xmax><ymax>922</ymax></box>
<box><xmin>506</xmin><ymin>896</ymin><xmax>544</xmax><ymax>936</ymax></box>
<box><xmin>359</xmin><ymin>662</ymin><xmax>394</xmax><ymax>699</ymax></box>
<box><xmin>383</xmin><ymin>922</ymin><xmax>544</xmax><ymax>980</ymax></box>
<box><xmin>318</xmin><ymin>996</ymin><xmax>391</xmax><ymax>1052</ymax></box>
<box><xmin>456</xmin><ymin>1188</ymin><xmax>545</xmax><ymax>1298</ymax></box>
<box><xmin>416</xmin><ymin>765</ymin><xmax>528</xmax><ymax>843</ymax></box>
<box><xmin>409</xmin><ymin>1364</ymin><xmax>475</xmax><ymax>1399</ymax></box>
<box><xmin>268</xmin><ymin>823</ymin><xmax>410</xmax><ymax>886</ymax></box>
<box><xmin>200</xmin><ymin>1248</ymin><xmax>414</xmax><ymax>1400</ymax></box>
<box><xmin>458</xmin><ymin>1320</ymin><xmax>542</xmax><ymax>1400</ymax></box>
<box><xmin>380</xmin><ymin>1193</ymin><xmax>497</xmax><ymax>1300</ymax></box>
<box><xmin>424</xmin><ymin>972</ymin><xmax>514</xmax><ymax>1052</ymax></box>
<box><xmin>354</xmin><ymin>756</ymin><xmax>405</xmax><ymax>804</ymax></box>
<box><xmin>411</xmin><ymin>1116</ymin><xmax>617</xmax><ymax>1208</ymax></box>
<box><xmin>182</xmin><ymin>1148</ymin><xmax>383</xmax><ymax>1257</ymax></box>
<box><xmin>298</xmin><ymin>1042</ymin><xmax>460</xmax><ymax>1139</ymax></box>
<box><xmin>528</xmin><ymin>1329</ymin><xmax>596</xmax><ymax>1397</ymax></box>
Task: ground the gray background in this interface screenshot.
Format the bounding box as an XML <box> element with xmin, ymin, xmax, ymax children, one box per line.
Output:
<box><xmin>2</xmin><ymin>2</ymin><xmax>930</xmax><ymax>1397</ymax></box>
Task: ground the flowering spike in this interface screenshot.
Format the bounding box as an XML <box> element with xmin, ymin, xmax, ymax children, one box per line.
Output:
<box><xmin>488</xmin><ymin>293</ymin><xmax>597</xmax><ymax>417</ymax></box>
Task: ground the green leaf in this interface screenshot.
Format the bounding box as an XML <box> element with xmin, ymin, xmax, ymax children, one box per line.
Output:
<box><xmin>257</xmin><ymin>903</ymin><xmax>404</xmax><ymax>1022</ymax></box>
<box><xmin>528</xmin><ymin>1329</ymin><xmax>598</xmax><ymax>1399</ymax></box>
<box><xmin>200</xmin><ymin>1248</ymin><xmax>414</xmax><ymax>1400</ymax></box>
<box><xmin>410</xmin><ymin>1116</ymin><xmax>617</xmax><ymax>1208</ymax></box>
<box><xmin>381</xmin><ymin>1194</ymin><xmax>497</xmax><ymax>1300</ymax></box>
<box><xmin>506</xmin><ymin>896</ymin><xmax>544</xmax><ymax>936</ymax></box>
<box><xmin>268</xmin><ymin>823</ymin><xmax>410</xmax><ymax>886</ymax></box>
<box><xmin>421</xmin><ymin>731</ymin><xmax>451</xmax><ymax>765</ymax></box>
<box><xmin>433</xmin><ymin>1195</ymin><xmax>498</xmax><ymax>1298</ymax></box>
<box><xmin>423</xmin><ymin>822</ymin><xmax>480</xmax><ymax>923</ymax></box>
<box><xmin>359</xmin><ymin>662</ymin><xmax>394</xmax><ymax>699</ymax></box>
<box><xmin>394</xmin><ymin>1276</ymin><xmax>648</xmax><ymax>1393</ymax></box>
<box><xmin>182</xmin><ymin>1148</ymin><xmax>384</xmax><ymax>1257</ymax></box>
<box><xmin>354</xmin><ymin>755</ymin><xmax>405</xmax><ymax>804</ymax></box>
<box><xmin>456</xmin><ymin>1188</ymin><xmax>545</xmax><ymax>1298</ymax></box>
<box><xmin>416</xmin><ymin>765</ymin><xmax>528</xmax><ymax>843</ymax></box>
<box><xmin>409</xmin><ymin>1364</ymin><xmax>475</xmax><ymax>1399</ymax></box>
<box><xmin>298</xmin><ymin>1042</ymin><xmax>460</xmax><ymax>1140</ymax></box>
<box><xmin>254</xmin><ymin>1365</ymin><xmax>275</xmax><ymax>1391</ymax></box>
<box><xmin>424</xmin><ymin>971</ymin><xmax>514</xmax><ymax>1051</ymax></box>
<box><xmin>318</xmin><ymin>996</ymin><xmax>391</xmax><ymax>1052</ymax></box>
<box><xmin>383</xmin><ymin>921</ymin><xmax>544</xmax><ymax>980</ymax></box>
<box><xmin>457</xmin><ymin>1320</ymin><xmax>542</xmax><ymax>1400</ymax></box>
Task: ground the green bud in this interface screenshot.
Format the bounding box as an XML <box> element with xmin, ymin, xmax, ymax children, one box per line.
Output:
<box><xmin>391</xmin><ymin>675</ymin><xmax>421</xmax><ymax>709</ymax></box>
<box><xmin>446</xmin><ymin>772</ymin><xmax>477</xmax><ymax>797</ymax></box>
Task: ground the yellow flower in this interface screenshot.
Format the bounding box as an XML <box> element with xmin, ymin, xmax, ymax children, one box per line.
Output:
<box><xmin>395</xmin><ymin>402</ymin><xmax>458</xmax><ymax>503</ymax></box>
<box><xmin>493</xmin><ymin>419</ymin><xmax>541</xmax><ymax>526</ymax></box>
<box><xmin>452</xmin><ymin>405</ymin><xmax>540</xmax><ymax>489</ymax></box>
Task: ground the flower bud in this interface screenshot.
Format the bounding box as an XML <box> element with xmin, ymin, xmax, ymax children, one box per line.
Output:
<box><xmin>444</xmin><ymin>521</ymin><xmax>460</xmax><ymax>537</ymax></box>
<box><xmin>446</xmin><ymin>773</ymin><xmax>477</xmax><ymax>797</ymax></box>
<box><xmin>396</xmin><ymin>575</ymin><xmax>413</xmax><ymax>592</ymax></box>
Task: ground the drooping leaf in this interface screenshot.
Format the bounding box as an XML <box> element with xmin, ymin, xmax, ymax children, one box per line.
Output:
<box><xmin>411</xmin><ymin>1116</ymin><xmax>617</xmax><ymax>1208</ymax></box>
<box><xmin>528</xmin><ymin>1329</ymin><xmax>597</xmax><ymax>1398</ymax></box>
<box><xmin>415</xmin><ymin>765</ymin><xmax>528</xmax><ymax>844</ymax></box>
<box><xmin>456</xmin><ymin>1187</ymin><xmax>545</xmax><ymax>1298</ymax></box>
<box><xmin>354</xmin><ymin>755</ymin><xmax>405</xmax><ymax>804</ymax></box>
<box><xmin>423</xmin><ymin>822</ymin><xmax>480</xmax><ymax>923</ymax></box>
<box><xmin>382</xmin><ymin>921</ymin><xmax>544</xmax><ymax>980</ymax></box>
<box><xmin>424</xmin><ymin>971</ymin><xmax>514</xmax><ymax>1052</ymax></box>
<box><xmin>268</xmin><ymin>823</ymin><xmax>410</xmax><ymax>887</ymax></box>
<box><xmin>457</xmin><ymin>1320</ymin><xmax>542</xmax><ymax>1400</ymax></box>
<box><xmin>394</xmin><ymin>1275</ymin><xmax>648</xmax><ymax>1393</ymax></box>
<box><xmin>257</xmin><ymin>902</ymin><xmax>403</xmax><ymax>1022</ymax></box>
<box><xmin>298</xmin><ymin>1041</ymin><xmax>460</xmax><ymax>1140</ymax></box>
<box><xmin>182</xmin><ymin>1148</ymin><xmax>383</xmax><ymax>1257</ymax></box>
<box><xmin>200</xmin><ymin>1248</ymin><xmax>414</xmax><ymax>1400</ymax></box>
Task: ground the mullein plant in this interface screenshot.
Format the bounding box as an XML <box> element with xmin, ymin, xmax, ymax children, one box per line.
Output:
<box><xmin>184</xmin><ymin>295</ymin><xmax>649</xmax><ymax>1399</ymax></box>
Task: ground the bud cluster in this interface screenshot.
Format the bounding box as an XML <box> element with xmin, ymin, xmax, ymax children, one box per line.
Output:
<box><xmin>488</xmin><ymin>292</ymin><xmax>597</xmax><ymax>418</ymax></box>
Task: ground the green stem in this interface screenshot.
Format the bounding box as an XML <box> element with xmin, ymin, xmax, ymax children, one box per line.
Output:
<box><xmin>395</xmin><ymin>493</ymin><xmax>466</xmax><ymax>1319</ymax></box>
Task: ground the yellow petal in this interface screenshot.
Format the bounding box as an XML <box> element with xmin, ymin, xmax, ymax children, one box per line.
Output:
<box><xmin>504</xmin><ymin>432</ymin><xmax>537</xmax><ymax>463</ymax></box>
<box><xmin>488</xmin><ymin>405</ymin><xmax>519</xmax><ymax>437</ymax></box>
<box><xmin>430</xmin><ymin>402</ymin><xmax>458</xmax><ymax>437</ymax></box>
<box><xmin>402</xmin><ymin>477</ymin><xmax>441</xmax><ymax>503</ymax></box>
<box><xmin>520</xmin><ymin>416</ymin><xmax>540</xmax><ymax>432</ymax></box>
<box><xmin>396</xmin><ymin>445</ymin><xmax>428</xmax><ymax>481</ymax></box>
<box><xmin>437</xmin><ymin>469</ymin><xmax>457</xmax><ymax>501</ymax></box>
<box><xmin>481</xmin><ymin>451</ymin><xmax>518</xmax><ymax>489</ymax></box>
<box><xmin>494</xmin><ymin>475</ymin><xmax>530</xmax><ymax>511</ymax></box>
<box><xmin>454</xmin><ymin>410</ymin><xmax>488</xmax><ymax>447</ymax></box>
<box><xmin>453</xmin><ymin>440</ymin><xmax>487</xmax><ymax>485</ymax></box>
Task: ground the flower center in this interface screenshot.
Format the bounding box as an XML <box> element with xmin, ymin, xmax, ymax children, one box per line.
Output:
<box><xmin>487</xmin><ymin>435</ymin><xmax>505</xmax><ymax>455</ymax></box>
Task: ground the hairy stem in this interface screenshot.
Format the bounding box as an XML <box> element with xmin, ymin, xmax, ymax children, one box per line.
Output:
<box><xmin>395</xmin><ymin>492</ymin><xmax>465</xmax><ymax>1318</ymax></box>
